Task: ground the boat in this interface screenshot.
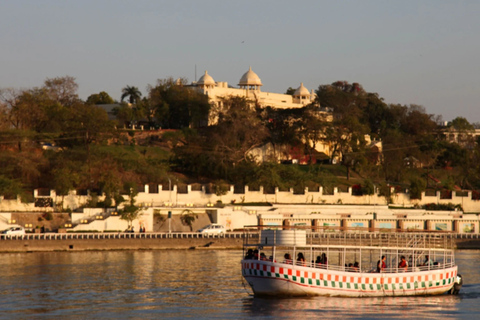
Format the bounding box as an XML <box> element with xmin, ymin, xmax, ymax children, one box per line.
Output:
<box><xmin>241</xmin><ymin>227</ymin><xmax>463</xmax><ymax>297</ymax></box>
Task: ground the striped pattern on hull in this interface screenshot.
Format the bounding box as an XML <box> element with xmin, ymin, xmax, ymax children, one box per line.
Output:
<box><xmin>242</xmin><ymin>260</ymin><xmax>457</xmax><ymax>297</ymax></box>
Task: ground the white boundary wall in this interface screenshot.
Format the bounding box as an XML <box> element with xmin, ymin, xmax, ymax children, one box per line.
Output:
<box><xmin>1</xmin><ymin>185</ymin><xmax>479</xmax><ymax>213</ymax></box>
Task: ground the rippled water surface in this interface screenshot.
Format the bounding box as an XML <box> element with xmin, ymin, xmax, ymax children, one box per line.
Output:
<box><xmin>0</xmin><ymin>249</ymin><xmax>479</xmax><ymax>319</ymax></box>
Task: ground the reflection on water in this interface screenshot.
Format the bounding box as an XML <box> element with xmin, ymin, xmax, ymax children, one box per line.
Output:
<box><xmin>243</xmin><ymin>295</ymin><xmax>461</xmax><ymax>319</ymax></box>
<box><xmin>0</xmin><ymin>250</ymin><xmax>478</xmax><ymax>319</ymax></box>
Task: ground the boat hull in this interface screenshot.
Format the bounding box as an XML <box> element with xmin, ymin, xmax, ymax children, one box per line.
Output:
<box><xmin>242</xmin><ymin>260</ymin><xmax>458</xmax><ymax>297</ymax></box>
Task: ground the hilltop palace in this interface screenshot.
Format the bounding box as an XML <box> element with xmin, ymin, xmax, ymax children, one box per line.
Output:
<box><xmin>193</xmin><ymin>67</ymin><xmax>318</xmax><ymax>117</ymax></box>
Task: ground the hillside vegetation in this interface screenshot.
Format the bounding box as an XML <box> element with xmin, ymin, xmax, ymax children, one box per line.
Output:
<box><xmin>1</xmin><ymin>77</ymin><xmax>479</xmax><ymax>208</ymax></box>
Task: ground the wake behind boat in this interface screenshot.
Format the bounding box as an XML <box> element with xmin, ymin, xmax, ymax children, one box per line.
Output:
<box><xmin>241</xmin><ymin>227</ymin><xmax>462</xmax><ymax>297</ymax></box>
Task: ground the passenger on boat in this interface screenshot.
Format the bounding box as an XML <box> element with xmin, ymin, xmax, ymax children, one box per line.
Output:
<box><xmin>398</xmin><ymin>256</ymin><xmax>408</xmax><ymax>271</ymax></box>
<box><xmin>260</xmin><ymin>253</ymin><xmax>267</xmax><ymax>261</ymax></box>
<box><xmin>423</xmin><ymin>255</ymin><xmax>434</xmax><ymax>267</ymax></box>
<box><xmin>253</xmin><ymin>249</ymin><xmax>259</xmax><ymax>260</ymax></box>
<box><xmin>377</xmin><ymin>255</ymin><xmax>386</xmax><ymax>272</ymax></box>
<box><xmin>283</xmin><ymin>253</ymin><xmax>293</xmax><ymax>264</ymax></box>
<box><xmin>315</xmin><ymin>256</ymin><xmax>322</xmax><ymax>267</ymax></box>
<box><xmin>353</xmin><ymin>261</ymin><xmax>359</xmax><ymax>272</ymax></box>
<box><xmin>245</xmin><ymin>249</ymin><xmax>254</xmax><ymax>259</ymax></box>
<box><xmin>297</xmin><ymin>253</ymin><xmax>306</xmax><ymax>266</ymax></box>
<box><xmin>347</xmin><ymin>263</ymin><xmax>354</xmax><ymax>272</ymax></box>
<box><xmin>321</xmin><ymin>253</ymin><xmax>328</xmax><ymax>265</ymax></box>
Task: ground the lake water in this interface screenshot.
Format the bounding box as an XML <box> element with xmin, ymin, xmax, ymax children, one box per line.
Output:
<box><xmin>0</xmin><ymin>249</ymin><xmax>479</xmax><ymax>319</ymax></box>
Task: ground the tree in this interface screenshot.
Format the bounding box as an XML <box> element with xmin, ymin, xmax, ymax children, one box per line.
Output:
<box><xmin>44</xmin><ymin>76</ymin><xmax>79</xmax><ymax>107</ymax></box>
<box><xmin>261</xmin><ymin>106</ymin><xmax>303</xmax><ymax>153</ymax></box>
<box><xmin>113</xmin><ymin>102</ymin><xmax>145</xmax><ymax>127</ymax></box>
<box><xmin>180</xmin><ymin>209</ymin><xmax>198</xmax><ymax>231</ymax></box>
<box><xmin>315</xmin><ymin>81</ymin><xmax>370</xmax><ymax>170</ymax></box>
<box><xmin>120</xmin><ymin>182</ymin><xmax>142</xmax><ymax>228</ymax></box>
<box><xmin>449</xmin><ymin>117</ymin><xmax>474</xmax><ymax>131</ymax></box>
<box><xmin>299</xmin><ymin>106</ymin><xmax>329</xmax><ymax>164</ymax></box>
<box><xmin>147</xmin><ymin>78</ymin><xmax>210</xmax><ymax>129</ymax></box>
<box><xmin>0</xmin><ymin>175</ymin><xmax>25</xmax><ymax>201</ymax></box>
<box><xmin>121</xmin><ymin>86</ymin><xmax>142</xmax><ymax>104</ymax></box>
<box><xmin>61</xmin><ymin>103</ymin><xmax>116</xmax><ymax>151</ymax></box>
<box><xmin>409</xmin><ymin>177</ymin><xmax>426</xmax><ymax>200</ymax></box>
<box><xmin>285</xmin><ymin>87</ymin><xmax>296</xmax><ymax>95</ymax></box>
<box><xmin>209</xmin><ymin>96</ymin><xmax>268</xmax><ymax>177</ymax></box>
<box><xmin>361</xmin><ymin>179</ymin><xmax>375</xmax><ymax>195</ymax></box>
<box><xmin>53</xmin><ymin>165</ymin><xmax>80</xmax><ymax>210</ymax></box>
<box><xmin>86</xmin><ymin>91</ymin><xmax>115</xmax><ymax>105</ymax></box>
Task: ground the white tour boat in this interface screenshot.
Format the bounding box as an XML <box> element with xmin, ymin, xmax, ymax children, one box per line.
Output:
<box><xmin>241</xmin><ymin>227</ymin><xmax>462</xmax><ymax>297</ymax></box>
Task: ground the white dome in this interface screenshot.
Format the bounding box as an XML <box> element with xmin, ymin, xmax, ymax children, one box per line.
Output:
<box><xmin>294</xmin><ymin>83</ymin><xmax>310</xmax><ymax>97</ymax></box>
<box><xmin>197</xmin><ymin>70</ymin><xmax>215</xmax><ymax>85</ymax></box>
<box><xmin>238</xmin><ymin>66</ymin><xmax>262</xmax><ymax>87</ymax></box>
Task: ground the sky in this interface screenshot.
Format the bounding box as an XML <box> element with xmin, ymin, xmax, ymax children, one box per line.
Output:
<box><xmin>1</xmin><ymin>0</ymin><xmax>479</xmax><ymax>123</ymax></box>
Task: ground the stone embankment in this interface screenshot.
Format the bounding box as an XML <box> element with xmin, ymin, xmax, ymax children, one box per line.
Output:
<box><xmin>0</xmin><ymin>232</ymin><xmax>245</xmax><ymax>252</ymax></box>
<box><xmin>0</xmin><ymin>232</ymin><xmax>479</xmax><ymax>253</ymax></box>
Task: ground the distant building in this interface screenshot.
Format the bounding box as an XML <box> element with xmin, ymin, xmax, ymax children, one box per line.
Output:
<box><xmin>440</xmin><ymin>126</ymin><xmax>480</xmax><ymax>148</ymax></box>
<box><xmin>191</xmin><ymin>67</ymin><xmax>331</xmax><ymax>124</ymax></box>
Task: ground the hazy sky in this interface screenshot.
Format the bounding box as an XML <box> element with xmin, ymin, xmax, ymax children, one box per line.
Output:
<box><xmin>1</xmin><ymin>0</ymin><xmax>479</xmax><ymax>122</ymax></box>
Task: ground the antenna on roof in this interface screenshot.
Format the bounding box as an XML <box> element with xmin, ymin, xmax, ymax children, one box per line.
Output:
<box><xmin>195</xmin><ymin>64</ymin><xmax>197</xmax><ymax>82</ymax></box>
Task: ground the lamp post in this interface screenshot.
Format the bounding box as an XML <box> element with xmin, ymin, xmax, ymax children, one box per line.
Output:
<box><xmin>168</xmin><ymin>210</ymin><xmax>172</xmax><ymax>234</ymax></box>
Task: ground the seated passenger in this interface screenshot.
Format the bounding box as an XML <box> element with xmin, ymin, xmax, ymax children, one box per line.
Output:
<box><xmin>297</xmin><ymin>252</ymin><xmax>306</xmax><ymax>266</ymax></box>
<box><xmin>315</xmin><ymin>256</ymin><xmax>322</xmax><ymax>267</ymax></box>
<box><xmin>423</xmin><ymin>255</ymin><xmax>434</xmax><ymax>267</ymax></box>
<box><xmin>398</xmin><ymin>256</ymin><xmax>408</xmax><ymax>271</ymax></box>
<box><xmin>260</xmin><ymin>253</ymin><xmax>267</xmax><ymax>261</ymax></box>
<box><xmin>353</xmin><ymin>262</ymin><xmax>359</xmax><ymax>272</ymax></box>
<box><xmin>321</xmin><ymin>253</ymin><xmax>328</xmax><ymax>266</ymax></box>
<box><xmin>244</xmin><ymin>249</ymin><xmax>254</xmax><ymax>259</ymax></box>
<box><xmin>283</xmin><ymin>253</ymin><xmax>293</xmax><ymax>264</ymax></box>
<box><xmin>377</xmin><ymin>255</ymin><xmax>386</xmax><ymax>273</ymax></box>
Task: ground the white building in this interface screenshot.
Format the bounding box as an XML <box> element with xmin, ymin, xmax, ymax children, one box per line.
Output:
<box><xmin>194</xmin><ymin>67</ymin><xmax>318</xmax><ymax>119</ymax></box>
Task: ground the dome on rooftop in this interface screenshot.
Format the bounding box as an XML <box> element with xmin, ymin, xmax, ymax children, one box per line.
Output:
<box><xmin>294</xmin><ymin>83</ymin><xmax>310</xmax><ymax>97</ymax></box>
<box><xmin>197</xmin><ymin>70</ymin><xmax>215</xmax><ymax>86</ymax></box>
<box><xmin>238</xmin><ymin>66</ymin><xmax>262</xmax><ymax>87</ymax></box>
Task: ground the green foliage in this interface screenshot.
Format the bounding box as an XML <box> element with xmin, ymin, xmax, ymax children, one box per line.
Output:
<box><xmin>180</xmin><ymin>209</ymin><xmax>198</xmax><ymax>231</ymax></box>
<box><xmin>0</xmin><ymin>175</ymin><xmax>24</xmax><ymax>199</ymax></box>
<box><xmin>120</xmin><ymin>204</ymin><xmax>142</xmax><ymax>227</ymax></box>
<box><xmin>86</xmin><ymin>91</ymin><xmax>115</xmax><ymax>105</ymax></box>
<box><xmin>213</xmin><ymin>181</ymin><xmax>229</xmax><ymax>196</ymax></box>
<box><xmin>148</xmin><ymin>78</ymin><xmax>210</xmax><ymax>129</ymax></box>
<box><xmin>423</xmin><ymin>203</ymin><xmax>463</xmax><ymax>211</ymax></box>
<box><xmin>121</xmin><ymin>86</ymin><xmax>142</xmax><ymax>104</ymax></box>
<box><xmin>361</xmin><ymin>179</ymin><xmax>375</xmax><ymax>195</ymax></box>
<box><xmin>119</xmin><ymin>181</ymin><xmax>141</xmax><ymax>225</ymax></box>
<box><xmin>449</xmin><ymin>117</ymin><xmax>473</xmax><ymax>131</ymax></box>
<box><xmin>285</xmin><ymin>87</ymin><xmax>296</xmax><ymax>95</ymax></box>
<box><xmin>409</xmin><ymin>177</ymin><xmax>426</xmax><ymax>200</ymax></box>
<box><xmin>86</xmin><ymin>192</ymin><xmax>99</xmax><ymax>207</ymax></box>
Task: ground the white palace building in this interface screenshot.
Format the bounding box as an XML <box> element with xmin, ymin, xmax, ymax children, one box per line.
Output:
<box><xmin>193</xmin><ymin>67</ymin><xmax>318</xmax><ymax>116</ymax></box>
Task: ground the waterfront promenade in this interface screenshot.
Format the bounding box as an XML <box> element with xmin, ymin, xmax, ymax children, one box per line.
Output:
<box><xmin>1</xmin><ymin>232</ymin><xmax>480</xmax><ymax>252</ymax></box>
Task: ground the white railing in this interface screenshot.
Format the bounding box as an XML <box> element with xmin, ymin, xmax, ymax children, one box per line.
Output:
<box><xmin>0</xmin><ymin>231</ymin><xmax>247</xmax><ymax>241</ymax></box>
<box><xmin>245</xmin><ymin>256</ymin><xmax>456</xmax><ymax>274</ymax></box>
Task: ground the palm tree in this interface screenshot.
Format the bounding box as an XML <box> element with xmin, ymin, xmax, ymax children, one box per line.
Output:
<box><xmin>121</xmin><ymin>86</ymin><xmax>142</xmax><ymax>104</ymax></box>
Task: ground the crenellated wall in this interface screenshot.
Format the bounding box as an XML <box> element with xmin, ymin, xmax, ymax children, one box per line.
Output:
<box><xmin>1</xmin><ymin>185</ymin><xmax>479</xmax><ymax>213</ymax></box>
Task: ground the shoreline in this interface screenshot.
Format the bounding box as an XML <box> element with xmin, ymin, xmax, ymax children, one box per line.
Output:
<box><xmin>0</xmin><ymin>237</ymin><xmax>245</xmax><ymax>253</ymax></box>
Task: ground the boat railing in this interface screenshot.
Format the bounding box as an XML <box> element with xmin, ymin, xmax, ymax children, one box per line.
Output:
<box><xmin>247</xmin><ymin>258</ymin><xmax>455</xmax><ymax>274</ymax></box>
<box><xmin>243</xmin><ymin>226</ymin><xmax>456</xmax><ymax>250</ymax></box>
